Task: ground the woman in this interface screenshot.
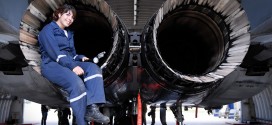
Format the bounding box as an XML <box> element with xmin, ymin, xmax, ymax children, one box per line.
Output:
<box><xmin>38</xmin><ymin>4</ymin><xmax>109</xmax><ymax>125</ymax></box>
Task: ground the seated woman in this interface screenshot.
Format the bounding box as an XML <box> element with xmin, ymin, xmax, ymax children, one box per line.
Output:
<box><xmin>38</xmin><ymin>4</ymin><xmax>109</xmax><ymax>125</ymax></box>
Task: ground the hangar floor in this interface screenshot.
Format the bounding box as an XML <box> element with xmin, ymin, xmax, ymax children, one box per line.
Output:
<box><xmin>23</xmin><ymin>100</ymin><xmax>240</xmax><ymax>125</ymax></box>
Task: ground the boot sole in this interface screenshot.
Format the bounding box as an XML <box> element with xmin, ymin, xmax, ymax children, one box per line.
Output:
<box><xmin>85</xmin><ymin>116</ymin><xmax>110</xmax><ymax>124</ymax></box>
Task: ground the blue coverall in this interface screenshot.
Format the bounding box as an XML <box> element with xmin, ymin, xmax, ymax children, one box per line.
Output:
<box><xmin>38</xmin><ymin>21</ymin><xmax>106</xmax><ymax>125</ymax></box>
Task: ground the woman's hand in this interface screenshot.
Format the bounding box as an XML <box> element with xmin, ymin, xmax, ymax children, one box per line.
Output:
<box><xmin>82</xmin><ymin>57</ymin><xmax>90</xmax><ymax>62</ymax></box>
<box><xmin>72</xmin><ymin>66</ymin><xmax>84</xmax><ymax>76</ymax></box>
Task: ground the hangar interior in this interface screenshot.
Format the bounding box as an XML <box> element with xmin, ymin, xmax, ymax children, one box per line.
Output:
<box><xmin>1</xmin><ymin>0</ymin><xmax>272</xmax><ymax>124</ymax></box>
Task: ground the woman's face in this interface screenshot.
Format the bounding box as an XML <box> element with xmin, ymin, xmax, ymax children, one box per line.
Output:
<box><xmin>56</xmin><ymin>10</ymin><xmax>74</xmax><ymax>29</ymax></box>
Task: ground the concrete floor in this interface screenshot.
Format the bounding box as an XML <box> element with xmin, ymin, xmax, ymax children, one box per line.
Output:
<box><xmin>144</xmin><ymin>106</ymin><xmax>240</xmax><ymax>125</ymax></box>
<box><xmin>23</xmin><ymin>100</ymin><xmax>240</xmax><ymax>125</ymax></box>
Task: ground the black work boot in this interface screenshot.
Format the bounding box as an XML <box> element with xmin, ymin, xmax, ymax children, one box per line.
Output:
<box><xmin>85</xmin><ymin>104</ymin><xmax>110</xmax><ymax>124</ymax></box>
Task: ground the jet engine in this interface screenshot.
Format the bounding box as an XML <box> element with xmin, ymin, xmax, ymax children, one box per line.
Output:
<box><xmin>6</xmin><ymin>0</ymin><xmax>129</xmax><ymax>106</ymax></box>
<box><xmin>141</xmin><ymin>0</ymin><xmax>250</xmax><ymax>101</ymax></box>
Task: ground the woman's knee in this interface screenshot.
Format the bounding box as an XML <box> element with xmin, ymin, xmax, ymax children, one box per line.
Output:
<box><xmin>87</xmin><ymin>62</ymin><xmax>102</xmax><ymax>73</ymax></box>
<box><xmin>69</xmin><ymin>77</ymin><xmax>86</xmax><ymax>93</ymax></box>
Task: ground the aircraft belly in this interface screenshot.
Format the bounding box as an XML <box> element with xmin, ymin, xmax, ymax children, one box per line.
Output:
<box><xmin>199</xmin><ymin>67</ymin><xmax>272</xmax><ymax>107</ymax></box>
<box><xmin>0</xmin><ymin>66</ymin><xmax>69</xmax><ymax>107</ymax></box>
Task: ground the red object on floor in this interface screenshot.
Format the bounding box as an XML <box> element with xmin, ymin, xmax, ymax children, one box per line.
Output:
<box><xmin>137</xmin><ymin>92</ymin><xmax>142</xmax><ymax>125</ymax></box>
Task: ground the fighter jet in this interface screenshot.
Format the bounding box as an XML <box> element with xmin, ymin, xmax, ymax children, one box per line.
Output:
<box><xmin>1</xmin><ymin>0</ymin><xmax>272</xmax><ymax>124</ymax></box>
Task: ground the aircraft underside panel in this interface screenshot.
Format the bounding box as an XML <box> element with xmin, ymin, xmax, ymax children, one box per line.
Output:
<box><xmin>0</xmin><ymin>66</ymin><xmax>69</xmax><ymax>107</ymax></box>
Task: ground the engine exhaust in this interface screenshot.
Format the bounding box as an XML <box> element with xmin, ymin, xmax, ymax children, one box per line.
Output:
<box><xmin>141</xmin><ymin>0</ymin><xmax>250</xmax><ymax>93</ymax></box>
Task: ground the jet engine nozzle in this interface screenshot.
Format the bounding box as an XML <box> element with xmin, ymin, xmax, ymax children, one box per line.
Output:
<box><xmin>141</xmin><ymin>0</ymin><xmax>251</xmax><ymax>94</ymax></box>
<box><xmin>14</xmin><ymin>0</ymin><xmax>130</xmax><ymax>105</ymax></box>
<box><xmin>19</xmin><ymin>0</ymin><xmax>130</xmax><ymax>87</ymax></box>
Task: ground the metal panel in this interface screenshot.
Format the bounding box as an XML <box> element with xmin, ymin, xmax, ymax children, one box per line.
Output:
<box><xmin>253</xmin><ymin>94</ymin><xmax>261</xmax><ymax>120</ymax></box>
<box><xmin>252</xmin><ymin>84</ymin><xmax>272</xmax><ymax>123</ymax></box>
<box><xmin>263</xmin><ymin>87</ymin><xmax>272</xmax><ymax>119</ymax></box>
<box><xmin>106</xmin><ymin>0</ymin><xmax>165</xmax><ymax>32</ymax></box>
<box><xmin>0</xmin><ymin>93</ymin><xmax>13</xmax><ymax>123</ymax></box>
<box><xmin>0</xmin><ymin>99</ymin><xmax>4</xmax><ymax>122</ymax></box>
<box><xmin>267</xmin><ymin>86</ymin><xmax>272</xmax><ymax>119</ymax></box>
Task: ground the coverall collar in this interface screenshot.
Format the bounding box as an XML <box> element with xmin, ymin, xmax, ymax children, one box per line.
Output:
<box><xmin>50</xmin><ymin>21</ymin><xmax>73</xmax><ymax>39</ymax></box>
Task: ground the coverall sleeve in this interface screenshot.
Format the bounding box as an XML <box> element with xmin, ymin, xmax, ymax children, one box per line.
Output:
<box><xmin>39</xmin><ymin>28</ymin><xmax>77</xmax><ymax>70</ymax></box>
<box><xmin>71</xmin><ymin>46</ymin><xmax>85</xmax><ymax>61</ymax></box>
<box><xmin>69</xmin><ymin>32</ymin><xmax>86</xmax><ymax>61</ymax></box>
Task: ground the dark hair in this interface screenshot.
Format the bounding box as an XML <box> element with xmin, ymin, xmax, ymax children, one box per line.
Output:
<box><xmin>52</xmin><ymin>4</ymin><xmax>76</xmax><ymax>21</ymax></box>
